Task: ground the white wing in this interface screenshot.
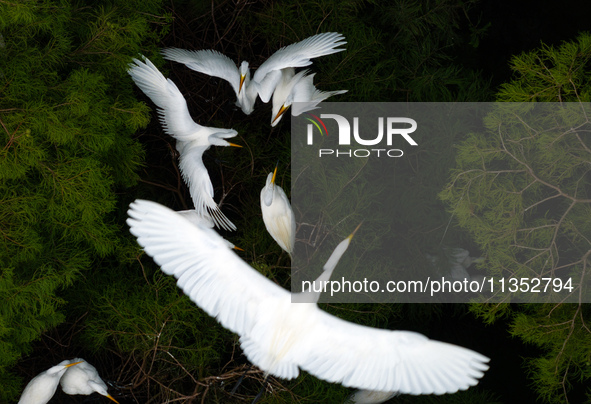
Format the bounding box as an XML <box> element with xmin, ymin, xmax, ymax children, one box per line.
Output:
<box><xmin>346</xmin><ymin>389</ymin><xmax>398</xmax><ymax>404</ymax></box>
<box><xmin>127</xmin><ymin>200</ymin><xmax>489</xmax><ymax>395</ymax></box>
<box><xmin>177</xmin><ymin>143</ymin><xmax>236</xmax><ymax>231</ymax></box>
<box><xmin>290</xmin><ymin>73</ymin><xmax>347</xmax><ymax>116</ymax></box>
<box><xmin>254</xmin><ymin>32</ymin><xmax>346</xmax><ymax>102</ymax></box>
<box><xmin>128</xmin><ymin>57</ymin><xmax>203</xmax><ymax>142</ymax></box>
<box><xmin>127</xmin><ymin>200</ymin><xmax>288</xmax><ymax>336</ymax></box>
<box><xmin>298</xmin><ymin>311</ymin><xmax>490</xmax><ymax>394</ymax></box>
<box><xmin>161</xmin><ymin>48</ymin><xmax>241</xmax><ymax>96</ymax></box>
<box><xmin>176</xmin><ymin>209</ymin><xmax>214</xmax><ymax>228</ymax></box>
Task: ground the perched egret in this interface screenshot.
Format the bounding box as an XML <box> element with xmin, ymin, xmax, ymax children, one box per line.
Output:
<box><xmin>18</xmin><ymin>359</ymin><xmax>82</xmax><ymax>404</ymax></box>
<box><xmin>426</xmin><ymin>247</ymin><xmax>485</xmax><ymax>282</ymax></box>
<box><xmin>260</xmin><ymin>165</ymin><xmax>296</xmax><ymax>257</ymax></box>
<box><xmin>127</xmin><ymin>199</ymin><xmax>490</xmax><ymax>397</ymax></box>
<box><xmin>162</xmin><ymin>32</ymin><xmax>346</xmax><ymax>115</ymax></box>
<box><xmin>270</xmin><ymin>68</ymin><xmax>347</xmax><ymax>126</ymax></box>
<box><xmin>60</xmin><ymin>358</ymin><xmax>119</xmax><ymax>403</ymax></box>
<box><xmin>127</xmin><ymin>56</ymin><xmax>239</xmax><ymax>231</ymax></box>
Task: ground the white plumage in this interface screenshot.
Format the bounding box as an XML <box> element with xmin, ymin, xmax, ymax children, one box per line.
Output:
<box><xmin>270</xmin><ymin>68</ymin><xmax>347</xmax><ymax>126</ymax></box>
<box><xmin>260</xmin><ymin>165</ymin><xmax>296</xmax><ymax>257</ymax></box>
<box><xmin>127</xmin><ymin>56</ymin><xmax>238</xmax><ymax>231</ymax></box>
<box><xmin>346</xmin><ymin>389</ymin><xmax>398</xmax><ymax>404</ymax></box>
<box><xmin>60</xmin><ymin>358</ymin><xmax>119</xmax><ymax>403</ymax></box>
<box><xmin>18</xmin><ymin>360</ymin><xmax>82</xmax><ymax>404</ymax></box>
<box><xmin>162</xmin><ymin>32</ymin><xmax>347</xmax><ymax>116</ymax></box>
<box><xmin>177</xmin><ymin>209</ymin><xmax>237</xmax><ymax>249</ymax></box>
<box><xmin>127</xmin><ymin>199</ymin><xmax>489</xmax><ymax>396</ymax></box>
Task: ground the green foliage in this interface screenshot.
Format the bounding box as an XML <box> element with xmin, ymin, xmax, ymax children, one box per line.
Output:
<box><xmin>75</xmin><ymin>263</ymin><xmax>230</xmax><ymax>401</ymax></box>
<box><xmin>0</xmin><ymin>0</ymin><xmax>170</xmax><ymax>401</ymax></box>
<box><xmin>3</xmin><ymin>0</ymin><xmax>502</xmax><ymax>402</ymax></box>
<box><xmin>239</xmin><ymin>1</ymin><xmax>494</xmax><ymax>304</ymax></box>
<box><xmin>497</xmin><ymin>32</ymin><xmax>591</xmax><ymax>102</ymax></box>
<box><xmin>441</xmin><ymin>34</ymin><xmax>591</xmax><ymax>403</ymax></box>
<box><xmin>242</xmin><ymin>0</ymin><xmax>492</xmax><ymax>103</ymax></box>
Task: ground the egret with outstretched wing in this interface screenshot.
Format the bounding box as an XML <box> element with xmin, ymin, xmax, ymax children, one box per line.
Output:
<box><xmin>127</xmin><ymin>200</ymin><xmax>489</xmax><ymax>397</ymax></box>
<box><xmin>162</xmin><ymin>32</ymin><xmax>346</xmax><ymax>115</ymax></box>
<box><xmin>128</xmin><ymin>57</ymin><xmax>239</xmax><ymax>231</ymax></box>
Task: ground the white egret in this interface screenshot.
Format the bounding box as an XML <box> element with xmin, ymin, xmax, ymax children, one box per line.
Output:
<box><xmin>161</xmin><ymin>49</ymin><xmax>258</xmax><ymax>115</ymax></box>
<box><xmin>59</xmin><ymin>358</ymin><xmax>119</xmax><ymax>403</ymax></box>
<box><xmin>426</xmin><ymin>247</ymin><xmax>485</xmax><ymax>282</ymax></box>
<box><xmin>127</xmin><ymin>56</ymin><xmax>239</xmax><ymax>231</ymax></box>
<box><xmin>18</xmin><ymin>359</ymin><xmax>82</xmax><ymax>404</ymax></box>
<box><xmin>260</xmin><ymin>165</ymin><xmax>296</xmax><ymax>257</ymax></box>
<box><xmin>270</xmin><ymin>68</ymin><xmax>347</xmax><ymax>126</ymax></box>
<box><xmin>161</xmin><ymin>32</ymin><xmax>346</xmax><ymax>115</ymax></box>
<box><xmin>127</xmin><ymin>199</ymin><xmax>490</xmax><ymax>397</ymax></box>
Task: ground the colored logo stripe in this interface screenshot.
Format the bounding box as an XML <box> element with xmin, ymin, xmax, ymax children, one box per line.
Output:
<box><xmin>306</xmin><ymin>113</ymin><xmax>329</xmax><ymax>136</ymax></box>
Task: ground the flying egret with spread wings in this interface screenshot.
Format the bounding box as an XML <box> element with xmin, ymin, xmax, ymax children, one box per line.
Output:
<box><xmin>18</xmin><ymin>360</ymin><xmax>82</xmax><ymax>404</ymax></box>
<box><xmin>127</xmin><ymin>199</ymin><xmax>489</xmax><ymax>398</ymax></box>
<box><xmin>260</xmin><ymin>165</ymin><xmax>296</xmax><ymax>257</ymax></box>
<box><xmin>60</xmin><ymin>359</ymin><xmax>119</xmax><ymax>403</ymax></box>
<box><xmin>161</xmin><ymin>32</ymin><xmax>346</xmax><ymax>115</ymax></box>
<box><xmin>128</xmin><ymin>57</ymin><xmax>239</xmax><ymax>231</ymax></box>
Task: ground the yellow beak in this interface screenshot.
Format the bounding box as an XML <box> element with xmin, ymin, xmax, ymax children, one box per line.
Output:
<box><xmin>347</xmin><ymin>222</ymin><xmax>363</xmax><ymax>241</ymax></box>
<box><xmin>239</xmin><ymin>74</ymin><xmax>245</xmax><ymax>93</ymax></box>
<box><xmin>272</xmin><ymin>105</ymin><xmax>289</xmax><ymax>124</ymax></box>
<box><xmin>271</xmin><ymin>165</ymin><xmax>278</xmax><ymax>185</ymax></box>
<box><xmin>106</xmin><ymin>393</ymin><xmax>120</xmax><ymax>403</ymax></box>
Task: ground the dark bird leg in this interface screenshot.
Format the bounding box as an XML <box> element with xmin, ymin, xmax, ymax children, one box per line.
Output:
<box><xmin>230</xmin><ymin>364</ymin><xmax>252</xmax><ymax>394</ymax></box>
<box><xmin>251</xmin><ymin>376</ymin><xmax>268</xmax><ymax>404</ymax></box>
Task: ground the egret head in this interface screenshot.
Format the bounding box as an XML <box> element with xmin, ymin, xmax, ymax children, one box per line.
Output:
<box><xmin>271</xmin><ymin>102</ymin><xmax>291</xmax><ymax>127</ymax></box>
<box><xmin>261</xmin><ymin>165</ymin><xmax>278</xmax><ymax>206</ymax></box>
<box><xmin>208</xmin><ymin>129</ymin><xmax>241</xmax><ymax>148</ymax></box>
<box><xmin>90</xmin><ymin>382</ymin><xmax>119</xmax><ymax>403</ymax></box>
<box><xmin>239</xmin><ymin>61</ymin><xmax>250</xmax><ymax>93</ymax></box>
<box><xmin>45</xmin><ymin>360</ymin><xmax>82</xmax><ymax>376</ymax></box>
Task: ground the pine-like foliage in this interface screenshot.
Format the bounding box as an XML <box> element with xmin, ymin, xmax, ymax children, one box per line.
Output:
<box><xmin>441</xmin><ymin>33</ymin><xmax>591</xmax><ymax>403</ymax></box>
<box><xmin>88</xmin><ymin>0</ymin><xmax>495</xmax><ymax>402</ymax></box>
<box><xmin>241</xmin><ymin>0</ymin><xmax>493</xmax><ymax>282</ymax></box>
<box><xmin>0</xmin><ymin>0</ymin><xmax>169</xmax><ymax>400</ymax></box>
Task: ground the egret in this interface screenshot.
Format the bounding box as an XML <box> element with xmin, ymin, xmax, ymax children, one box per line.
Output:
<box><xmin>127</xmin><ymin>56</ymin><xmax>239</xmax><ymax>231</ymax></box>
<box><xmin>161</xmin><ymin>32</ymin><xmax>347</xmax><ymax>115</ymax></box>
<box><xmin>270</xmin><ymin>68</ymin><xmax>347</xmax><ymax>126</ymax></box>
<box><xmin>59</xmin><ymin>358</ymin><xmax>119</xmax><ymax>403</ymax></box>
<box><xmin>426</xmin><ymin>247</ymin><xmax>485</xmax><ymax>282</ymax></box>
<box><xmin>18</xmin><ymin>359</ymin><xmax>82</xmax><ymax>404</ymax></box>
<box><xmin>161</xmin><ymin>48</ymin><xmax>258</xmax><ymax>115</ymax></box>
<box><xmin>260</xmin><ymin>165</ymin><xmax>296</xmax><ymax>257</ymax></box>
<box><xmin>127</xmin><ymin>199</ymin><xmax>489</xmax><ymax>398</ymax></box>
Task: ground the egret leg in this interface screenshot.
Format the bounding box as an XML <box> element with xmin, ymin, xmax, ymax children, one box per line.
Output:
<box><xmin>230</xmin><ymin>364</ymin><xmax>251</xmax><ymax>394</ymax></box>
<box><xmin>251</xmin><ymin>377</ymin><xmax>268</xmax><ymax>404</ymax></box>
